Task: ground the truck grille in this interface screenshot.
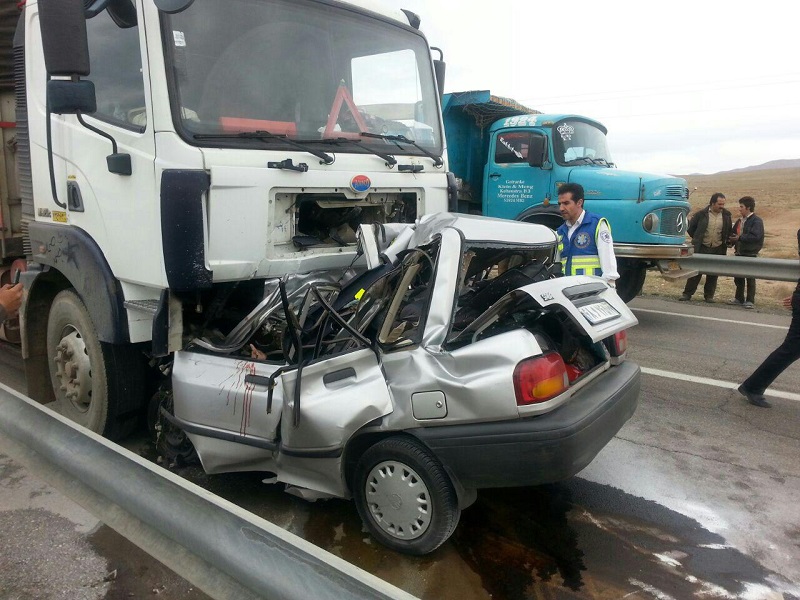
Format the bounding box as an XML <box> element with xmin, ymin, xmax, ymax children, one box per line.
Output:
<box><xmin>665</xmin><ymin>185</ymin><xmax>688</xmax><ymax>199</ymax></box>
<box><xmin>659</xmin><ymin>208</ymin><xmax>687</xmax><ymax>236</ymax></box>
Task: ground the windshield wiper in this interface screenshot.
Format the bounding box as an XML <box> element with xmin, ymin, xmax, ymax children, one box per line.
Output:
<box><xmin>193</xmin><ymin>131</ymin><xmax>334</xmax><ymax>165</ymax></box>
<box><xmin>360</xmin><ymin>132</ymin><xmax>443</xmax><ymax>167</ymax></box>
<box><xmin>565</xmin><ymin>157</ymin><xmax>595</xmax><ymax>166</ymax></box>
<box><xmin>305</xmin><ymin>137</ymin><xmax>397</xmax><ymax>168</ymax></box>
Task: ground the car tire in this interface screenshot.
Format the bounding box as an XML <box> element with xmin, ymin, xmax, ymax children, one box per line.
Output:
<box><xmin>46</xmin><ymin>289</ymin><xmax>142</xmax><ymax>439</ymax></box>
<box><xmin>353</xmin><ymin>436</ymin><xmax>460</xmax><ymax>555</ymax></box>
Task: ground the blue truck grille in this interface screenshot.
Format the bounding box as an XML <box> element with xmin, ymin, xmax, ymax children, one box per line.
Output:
<box><xmin>659</xmin><ymin>208</ymin><xmax>688</xmax><ymax>236</ymax></box>
<box><xmin>665</xmin><ymin>185</ymin><xmax>688</xmax><ymax>199</ymax></box>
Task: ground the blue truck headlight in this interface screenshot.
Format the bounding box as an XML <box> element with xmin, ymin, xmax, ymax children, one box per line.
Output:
<box><xmin>643</xmin><ymin>212</ymin><xmax>660</xmax><ymax>233</ymax></box>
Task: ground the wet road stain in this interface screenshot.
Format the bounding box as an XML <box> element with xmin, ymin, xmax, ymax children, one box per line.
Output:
<box><xmin>148</xmin><ymin>441</ymin><xmax>799</xmax><ymax>600</ymax></box>
<box><xmin>450</xmin><ymin>479</ymin><xmax>798</xmax><ymax>599</ymax></box>
<box><xmin>87</xmin><ymin>526</ymin><xmax>211</xmax><ymax>600</ymax></box>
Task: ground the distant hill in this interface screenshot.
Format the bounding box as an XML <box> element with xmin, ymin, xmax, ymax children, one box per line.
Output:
<box><xmin>716</xmin><ymin>158</ymin><xmax>800</xmax><ymax>175</ymax></box>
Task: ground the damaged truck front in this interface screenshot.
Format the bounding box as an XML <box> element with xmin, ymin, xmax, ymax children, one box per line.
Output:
<box><xmin>162</xmin><ymin>214</ymin><xmax>641</xmax><ymax>554</ymax></box>
<box><xmin>16</xmin><ymin>0</ymin><xmax>448</xmax><ymax>438</ymax></box>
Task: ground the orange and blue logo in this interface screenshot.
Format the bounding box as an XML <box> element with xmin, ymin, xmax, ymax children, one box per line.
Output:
<box><xmin>350</xmin><ymin>175</ymin><xmax>371</xmax><ymax>193</ymax></box>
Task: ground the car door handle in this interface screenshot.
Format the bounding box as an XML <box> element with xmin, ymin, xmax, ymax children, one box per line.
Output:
<box><xmin>489</xmin><ymin>172</ymin><xmax>501</xmax><ymax>180</ymax></box>
<box><xmin>323</xmin><ymin>368</ymin><xmax>356</xmax><ymax>386</ymax></box>
<box><xmin>245</xmin><ymin>374</ymin><xmax>273</xmax><ymax>387</ymax></box>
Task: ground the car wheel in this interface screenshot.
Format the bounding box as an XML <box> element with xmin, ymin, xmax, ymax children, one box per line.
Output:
<box><xmin>353</xmin><ymin>437</ymin><xmax>460</xmax><ymax>555</ymax></box>
<box><xmin>46</xmin><ymin>289</ymin><xmax>141</xmax><ymax>439</ymax></box>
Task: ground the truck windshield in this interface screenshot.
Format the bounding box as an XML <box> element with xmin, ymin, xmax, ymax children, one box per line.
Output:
<box><xmin>552</xmin><ymin>119</ymin><xmax>613</xmax><ymax>167</ymax></box>
<box><xmin>162</xmin><ymin>0</ymin><xmax>442</xmax><ymax>155</ymax></box>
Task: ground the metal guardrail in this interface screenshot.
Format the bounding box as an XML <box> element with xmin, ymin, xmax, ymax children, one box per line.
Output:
<box><xmin>0</xmin><ymin>384</ymin><xmax>418</xmax><ymax>600</ymax></box>
<box><xmin>679</xmin><ymin>254</ymin><xmax>800</xmax><ymax>282</ymax></box>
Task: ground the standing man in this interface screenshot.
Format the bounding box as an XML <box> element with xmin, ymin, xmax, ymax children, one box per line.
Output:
<box><xmin>737</xmin><ymin>227</ymin><xmax>800</xmax><ymax>408</ymax></box>
<box><xmin>556</xmin><ymin>183</ymin><xmax>619</xmax><ymax>285</ymax></box>
<box><xmin>680</xmin><ymin>192</ymin><xmax>732</xmax><ymax>302</ymax></box>
<box><xmin>727</xmin><ymin>196</ymin><xmax>764</xmax><ymax>309</ymax></box>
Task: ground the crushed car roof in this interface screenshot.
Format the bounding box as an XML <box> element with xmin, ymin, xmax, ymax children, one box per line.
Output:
<box><xmin>411</xmin><ymin>213</ymin><xmax>558</xmax><ymax>248</ymax></box>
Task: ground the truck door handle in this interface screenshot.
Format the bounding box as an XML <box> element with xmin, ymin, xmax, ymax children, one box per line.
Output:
<box><xmin>489</xmin><ymin>172</ymin><xmax>501</xmax><ymax>180</ymax></box>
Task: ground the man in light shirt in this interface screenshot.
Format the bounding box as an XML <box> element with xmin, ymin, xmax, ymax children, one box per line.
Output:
<box><xmin>556</xmin><ymin>183</ymin><xmax>619</xmax><ymax>286</ymax></box>
<box><xmin>680</xmin><ymin>192</ymin><xmax>732</xmax><ymax>302</ymax></box>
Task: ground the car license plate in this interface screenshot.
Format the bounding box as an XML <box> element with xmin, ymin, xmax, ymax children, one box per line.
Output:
<box><xmin>578</xmin><ymin>301</ymin><xmax>620</xmax><ymax>325</ymax></box>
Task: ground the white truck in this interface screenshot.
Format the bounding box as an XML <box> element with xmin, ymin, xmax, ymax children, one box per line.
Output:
<box><xmin>9</xmin><ymin>0</ymin><xmax>451</xmax><ymax>438</ymax></box>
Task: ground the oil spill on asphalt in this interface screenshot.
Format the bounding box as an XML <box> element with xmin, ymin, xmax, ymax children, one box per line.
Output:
<box><xmin>145</xmin><ymin>439</ymin><xmax>799</xmax><ymax>600</ymax></box>
<box><xmin>451</xmin><ymin>478</ymin><xmax>798</xmax><ymax>599</ymax></box>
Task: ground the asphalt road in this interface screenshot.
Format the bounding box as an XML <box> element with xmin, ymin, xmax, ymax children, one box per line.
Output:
<box><xmin>1</xmin><ymin>295</ymin><xmax>799</xmax><ymax>600</ymax></box>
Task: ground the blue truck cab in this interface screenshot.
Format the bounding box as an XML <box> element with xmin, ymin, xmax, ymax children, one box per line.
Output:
<box><xmin>442</xmin><ymin>91</ymin><xmax>693</xmax><ymax>301</ymax></box>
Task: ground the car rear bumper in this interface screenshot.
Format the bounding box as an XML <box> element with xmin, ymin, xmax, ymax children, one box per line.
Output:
<box><xmin>409</xmin><ymin>361</ymin><xmax>641</xmax><ymax>489</ymax></box>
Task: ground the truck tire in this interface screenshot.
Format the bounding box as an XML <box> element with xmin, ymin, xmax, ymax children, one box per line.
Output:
<box><xmin>519</xmin><ymin>211</ymin><xmax>564</xmax><ymax>231</ymax></box>
<box><xmin>46</xmin><ymin>290</ymin><xmax>141</xmax><ymax>440</ymax></box>
<box><xmin>615</xmin><ymin>264</ymin><xmax>647</xmax><ymax>303</ymax></box>
<box><xmin>353</xmin><ymin>436</ymin><xmax>460</xmax><ymax>555</ymax></box>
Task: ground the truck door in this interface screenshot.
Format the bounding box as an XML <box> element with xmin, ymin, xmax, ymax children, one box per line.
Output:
<box><xmin>484</xmin><ymin>129</ymin><xmax>550</xmax><ymax>221</ymax></box>
<box><xmin>56</xmin><ymin>8</ymin><xmax>159</xmax><ymax>286</ymax></box>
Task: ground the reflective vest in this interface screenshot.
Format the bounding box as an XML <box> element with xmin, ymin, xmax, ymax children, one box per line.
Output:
<box><xmin>557</xmin><ymin>212</ymin><xmax>610</xmax><ymax>277</ymax></box>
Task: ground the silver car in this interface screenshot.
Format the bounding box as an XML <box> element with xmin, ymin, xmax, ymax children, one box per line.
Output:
<box><xmin>161</xmin><ymin>213</ymin><xmax>640</xmax><ymax>554</ymax></box>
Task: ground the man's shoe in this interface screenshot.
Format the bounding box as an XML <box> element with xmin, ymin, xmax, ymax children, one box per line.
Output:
<box><xmin>738</xmin><ymin>385</ymin><xmax>771</xmax><ymax>408</ymax></box>
<box><xmin>727</xmin><ymin>298</ymin><xmax>743</xmax><ymax>306</ymax></box>
<box><xmin>679</xmin><ymin>294</ymin><xmax>691</xmax><ymax>301</ymax></box>
<box><xmin>743</xmin><ymin>301</ymin><xmax>755</xmax><ymax>309</ymax></box>
<box><xmin>704</xmin><ymin>297</ymin><xmax>715</xmax><ymax>303</ymax></box>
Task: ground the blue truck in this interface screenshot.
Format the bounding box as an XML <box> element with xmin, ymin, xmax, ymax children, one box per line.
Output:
<box><xmin>442</xmin><ymin>90</ymin><xmax>693</xmax><ymax>301</ymax></box>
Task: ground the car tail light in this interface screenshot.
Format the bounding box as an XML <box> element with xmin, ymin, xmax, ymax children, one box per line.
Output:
<box><xmin>565</xmin><ymin>363</ymin><xmax>583</xmax><ymax>383</ymax></box>
<box><xmin>606</xmin><ymin>330</ymin><xmax>627</xmax><ymax>357</ymax></box>
<box><xmin>513</xmin><ymin>352</ymin><xmax>569</xmax><ymax>405</ymax></box>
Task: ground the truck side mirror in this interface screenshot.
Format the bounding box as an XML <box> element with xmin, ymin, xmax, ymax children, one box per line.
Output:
<box><xmin>528</xmin><ymin>136</ymin><xmax>547</xmax><ymax>168</ymax></box>
<box><xmin>47</xmin><ymin>80</ymin><xmax>97</xmax><ymax>115</ymax></box>
<box><xmin>431</xmin><ymin>47</ymin><xmax>446</xmax><ymax>100</ymax></box>
<box><xmin>154</xmin><ymin>0</ymin><xmax>196</xmax><ymax>13</ymax></box>
<box><xmin>38</xmin><ymin>0</ymin><xmax>90</xmax><ymax>78</ymax></box>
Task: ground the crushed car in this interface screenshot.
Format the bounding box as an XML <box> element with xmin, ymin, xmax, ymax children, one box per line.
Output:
<box><xmin>156</xmin><ymin>213</ymin><xmax>641</xmax><ymax>555</ymax></box>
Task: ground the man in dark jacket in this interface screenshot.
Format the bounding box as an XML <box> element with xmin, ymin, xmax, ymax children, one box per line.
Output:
<box><xmin>737</xmin><ymin>227</ymin><xmax>800</xmax><ymax>408</ymax></box>
<box><xmin>727</xmin><ymin>196</ymin><xmax>764</xmax><ymax>308</ymax></box>
<box><xmin>680</xmin><ymin>192</ymin><xmax>732</xmax><ymax>302</ymax></box>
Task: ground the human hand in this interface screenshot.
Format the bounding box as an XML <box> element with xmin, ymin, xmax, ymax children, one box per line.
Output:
<box><xmin>249</xmin><ymin>344</ymin><xmax>267</xmax><ymax>360</ymax></box>
<box><xmin>0</xmin><ymin>283</ymin><xmax>23</xmax><ymax>317</ymax></box>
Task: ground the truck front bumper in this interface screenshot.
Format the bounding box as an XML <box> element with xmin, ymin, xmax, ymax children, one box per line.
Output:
<box><xmin>613</xmin><ymin>242</ymin><xmax>693</xmax><ymax>259</ymax></box>
<box><xmin>409</xmin><ymin>361</ymin><xmax>641</xmax><ymax>489</ymax></box>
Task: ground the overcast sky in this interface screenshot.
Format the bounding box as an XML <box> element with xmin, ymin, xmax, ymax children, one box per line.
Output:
<box><xmin>399</xmin><ymin>0</ymin><xmax>800</xmax><ymax>175</ymax></box>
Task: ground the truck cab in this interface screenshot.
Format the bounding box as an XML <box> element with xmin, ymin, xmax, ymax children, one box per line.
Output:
<box><xmin>442</xmin><ymin>91</ymin><xmax>692</xmax><ymax>301</ymax></box>
<box><xmin>13</xmin><ymin>0</ymin><xmax>449</xmax><ymax>437</ymax></box>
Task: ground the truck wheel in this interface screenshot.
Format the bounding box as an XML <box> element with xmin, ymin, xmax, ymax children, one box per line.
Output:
<box><xmin>353</xmin><ymin>437</ymin><xmax>460</xmax><ymax>555</ymax></box>
<box><xmin>46</xmin><ymin>290</ymin><xmax>136</xmax><ymax>439</ymax></box>
<box><xmin>615</xmin><ymin>264</ymin><xmax>647</xmax><ymax>303</ymax></box>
